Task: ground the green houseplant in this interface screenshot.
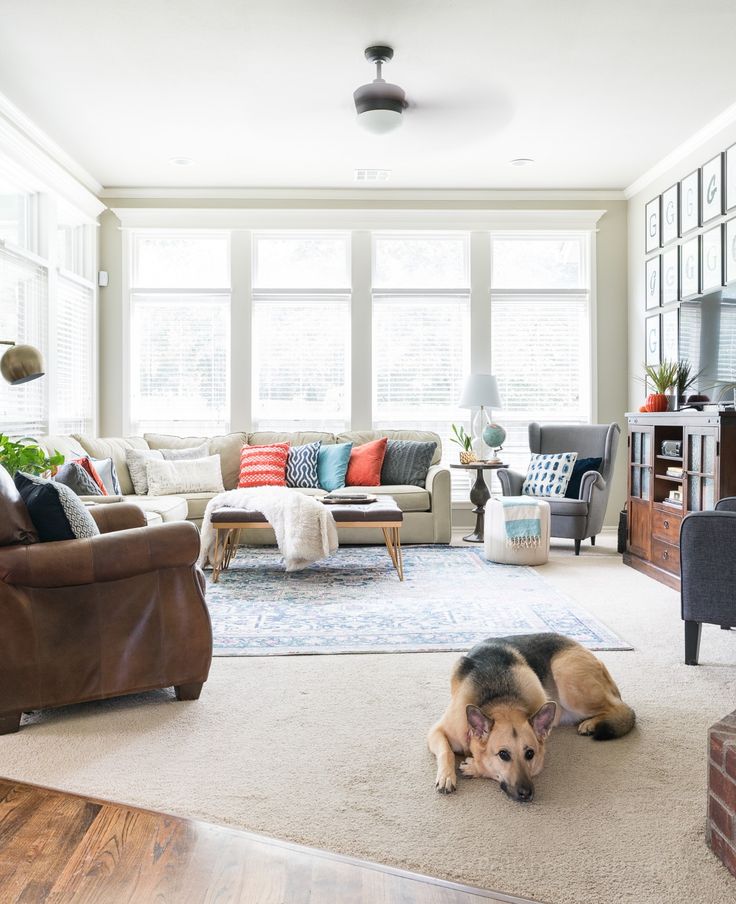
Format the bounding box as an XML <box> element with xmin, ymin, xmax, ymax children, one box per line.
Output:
<box><xmin>642</xmin><ymin>360</ymin><xmax>679</xmax><ymax>412</ymax></box>
<box><xmin>0</xmin><ymin>435</ymin><xmax>64</xmax><ymax>477</ymax></box>
<box><xmin>450</xmin><ymin>424</ymin><xmax>477</xmax><ymax>464</ymax></box>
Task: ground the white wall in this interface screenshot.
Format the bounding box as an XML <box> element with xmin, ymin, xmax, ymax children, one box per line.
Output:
<box><xmin>99</xmin><ymin>193</ymin><xmax>629</xmax><ymax>523</ymax></box>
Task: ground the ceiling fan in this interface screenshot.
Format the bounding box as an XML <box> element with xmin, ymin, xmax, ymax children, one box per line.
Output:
<box><xmin>353</xmin><ymin>46</ymin><xmax>408</xmax><ymax>134</ymax></box>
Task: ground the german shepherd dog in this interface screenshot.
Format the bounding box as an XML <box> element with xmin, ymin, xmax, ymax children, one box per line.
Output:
<box><xmin>427</xmin><ymin>633</ymin><xmax>635</xmax><ymax>802</ymax></box>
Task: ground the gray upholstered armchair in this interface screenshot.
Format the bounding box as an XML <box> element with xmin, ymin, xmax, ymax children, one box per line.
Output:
<box><xmin>680</xmin><ymin>497</ymin><xmax>736</xmax><ymax>665</ymax></box>
<box><xmin>497</xmin><ymin>422</ymin><xmax>621</xmax><ymax>555</ymax></box>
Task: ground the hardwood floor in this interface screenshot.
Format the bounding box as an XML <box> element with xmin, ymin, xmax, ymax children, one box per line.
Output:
<box><xmin>0</xmin><ymin>778</ymin><xmax>538</xmax><ymax>904</ymax></box>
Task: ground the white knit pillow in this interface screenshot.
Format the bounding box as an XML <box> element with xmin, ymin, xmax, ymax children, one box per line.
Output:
<box><xmin>126</xmin><ymin>448</ymin><xmax>164</xmax><ymax>495</ymax></box>
<box><xmin>145</xmin><ymin>455</ymin><xmax>224</xmax><ymax>496</ymax></box>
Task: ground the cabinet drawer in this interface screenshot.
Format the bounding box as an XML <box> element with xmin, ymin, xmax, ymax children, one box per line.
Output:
<box><xmin>652</xmin><ymin>509</ymin><xmax>682</xmax><ymax>543</ymax></box>
<box><xmin>652</xmin><ymin>538</ymin><xmax>680</xmax><ymax>575</ymax></box>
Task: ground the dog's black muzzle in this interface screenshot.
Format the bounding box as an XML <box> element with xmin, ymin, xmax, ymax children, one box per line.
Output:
<box><xmin>500</xmin><ymin>781</ymin><xmax>534</xmax><ymax>803</ymax></box>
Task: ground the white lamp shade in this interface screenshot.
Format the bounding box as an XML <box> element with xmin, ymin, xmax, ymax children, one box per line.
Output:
<box><xmin>458</xmin><ymin>374</ymin><xmax>502</xmax><ymax>408</ymax></box>
<box><xmin>357</xmin><ymin>108</ymin><xmax>403</xmax><ymax>133</ymax></box>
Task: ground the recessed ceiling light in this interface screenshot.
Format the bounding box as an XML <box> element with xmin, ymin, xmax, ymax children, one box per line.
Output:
<box><xmin>354</xmin><ymin>168</ymin><xmax>391</xmax><ymax>183</ymax></box>
<box><xmin>510</xmin><ymin>157</ymin><xmax>534</xmax><ymax>167</ymax></box>
<box><xmin>169</xmin><ymin>156</ymin><xmax>195</xmax><ymax>166</ymax></box>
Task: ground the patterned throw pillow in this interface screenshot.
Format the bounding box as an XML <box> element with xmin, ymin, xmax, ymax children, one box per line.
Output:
<box><xmin>54</xmin><ymin>461</ymin><xmax>104</xmax><ymax>496</ymax></box>
<box><xmin>523</xmin><ymin>452</ymin><xmax>578</xmax><ymax>498</ymax></box>
<box><xmin>89</xmin><ymin>457</ymin><xmax>121</xmax><ymax>495</ymax></box>
<box><xmin>286</xmin><ymin>441</ymin><xmax>321</xmax><ymax>488</ymax></box>
<box><xmin>14</xmin><ymin>472</ymin><xmax>100</xmax><ymax>542</ymax></box>
<box><xmin>238</xmin><ymin>443</ymin><xmax>290</xmax><ymax>488</ymax></box>
<box><xmin>146</xmin><ymin>455</ymin><xmax>224</xmax><ymax>496</ymax></box>
<box><xmin>126</xmin><ymin>449</ymin><xmax>164</xmax><ymax>495</ymax></box>
<box><xmin>380</xmin><ymin>440</ymin><xmax>437</xmax><ymax>488</ymax></box>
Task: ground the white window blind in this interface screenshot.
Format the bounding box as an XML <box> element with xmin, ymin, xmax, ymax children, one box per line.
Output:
<box><xmin>131</xmin><ymin>294</ymin><xmax>229</xmax><ymax>435</ymax></box>
<box><xmin>490</xmin><ymin>232</ymin><xmax>591</xmax><ymax>475</ymax></box>
<box><xmin>54</xmin><ymin>273</ymin><xmax>94</xmax><ymax>434</ymax></box>
<box><xmin>0</xmin><ymin>246</ymin><xmax>48</xmax><ymax>435</ymax></box>
<box><xmin>252</xmin><ymin>295</ymin><xmax>350</xmax><ymax>430</ymax></box>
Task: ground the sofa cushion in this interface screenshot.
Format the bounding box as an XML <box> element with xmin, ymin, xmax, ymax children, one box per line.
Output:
<box><xmin>119</xmin><ymin>494</ymin><xmax>189</xmax><ymax>522</ymax></box>
<box><xmin>73</xmin><ymin>435</ymin><xmax>149</xmax><ymax>496</ymax></box>
<box><xmin>544</xmin><ymin>497</ymin><xmax>589</xmax><ymax>517</ymax></box>
<box><xmin>15</xmin><ymin>472</ymin><xmax>100</xmax><ymax>542</ymax></box>
<box><xmin>0</xmin><ymin>464</ymin><xmax>38</xmax><ymax>545</ymax></box>
<box><xmin>331</xmin><ymin>484</ymin><xmax>430</xmax><ymax>513</ymax></box>
<box><xmin>35</xmin><ymin>434</ymin><xmax>88</xmax><ymax>463</ymax></box>
<box><xmin>144</xmin><ymin>432</ymin><xmax>247</xmax><ymax>490</ymax></box>
<box><xmin>339</xmin><ymin>430</ymin><xmax>442</xmax><ymax>465</ymax></box>
<box><xmin>248</xmin><ymin>431</ymin><xmax>335</xmax><ymax>448</ymax></box>
<box><xmin>160</xmin><ymin>442</ymin><xmax>209</xmax><ymax>461</ymax></box>
<box><xmin>346</xmin><ymin>437</ymin><xmax>387</xmax><ymax>486</ymax></box>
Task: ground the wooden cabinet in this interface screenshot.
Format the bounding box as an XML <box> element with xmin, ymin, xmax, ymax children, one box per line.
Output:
<box><xmin>624</xmin><ymin>411</ymin><xmax>736</xmax><ymax>589</ymax></box>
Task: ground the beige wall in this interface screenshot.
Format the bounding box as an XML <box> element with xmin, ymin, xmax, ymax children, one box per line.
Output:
<box><xmin>99</xmin><ymin>195</ymin><xmax>629</xmax><ymax>524</ymax></box>
<box><xmin>627</xmin><ymin>123</ymin><xmax>736</xmax><ymax>409</ymax></box>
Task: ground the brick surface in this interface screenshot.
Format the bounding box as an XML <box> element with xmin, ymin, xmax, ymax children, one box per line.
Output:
<box><xmin>709</xmin><ymin>794</ymin><xmax>733</xmax><ymax>841</ymax></box>
<box><xmin>725</xmin><ymin>744</ymin><xmax>736</xmax><ymax>783</ymax></box>
<box><xmin>710</xmin><ymin>764</ymin><xmax>736</xmax><ymax>811</ymax></box>
<box><xmin>709</xmin><ymin>826</ymin><xmax>736</xmax><ymax>879</ymax></box>
<box><xmin>711</xmin><ymin>731</ymin><xmax>727</xmax><ymax>768</ymax></box>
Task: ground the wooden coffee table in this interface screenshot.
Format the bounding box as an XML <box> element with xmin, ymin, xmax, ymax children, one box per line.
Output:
<box><xmin>210</xmin><ymin>496</ymin><xmax>405</xmax><ymax>582</ymax></box>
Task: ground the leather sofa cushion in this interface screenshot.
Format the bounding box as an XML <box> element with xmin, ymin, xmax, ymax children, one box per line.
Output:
<box><xmin>338</xmin><ymin>430</ymin><xmax>442</xmax><ymax>465</ymax></box>
<box><xmin>73</xmin><ymin>435</ymin><xmax>150</xmax><ymax>495</ymax></box>
<box><xmin>0</xmin><ymin>464</ymin><xmax>38</xmax><ymax>545</ymax></box>
<box><xmin>144</xmin><ymin>432</ymin><xmax>248</xmax><ymax>490</ymax></box>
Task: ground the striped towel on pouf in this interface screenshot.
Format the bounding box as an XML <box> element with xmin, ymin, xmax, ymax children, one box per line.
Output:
<box><xmin>501</xmin><ymin>498</ymin><xmax>542</xmax><ymax>549</ymax></box>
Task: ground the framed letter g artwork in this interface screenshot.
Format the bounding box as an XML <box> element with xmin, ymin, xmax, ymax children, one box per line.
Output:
<box><xmin>645</xmin><ymin>196</ymin><xmax>660</xmax><ymax>253</ymax></box>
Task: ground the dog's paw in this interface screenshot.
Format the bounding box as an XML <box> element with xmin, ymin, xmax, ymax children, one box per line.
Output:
<box><xmin>435</xmin><ymin>769</ymin><xmax>457</xmax><ymax>794</ymax></box>
<box><xmin>577</xmin><ymin>718</ymin><xmax>598</xmax><ymax>736</ymax></box>
<box><xmin>459</xmin><ymin>758</ymin><xmax>478</xmax><ymax>778</ymax></box>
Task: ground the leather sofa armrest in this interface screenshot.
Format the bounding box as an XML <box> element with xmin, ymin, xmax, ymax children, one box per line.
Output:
<box><xmin>497</xmin><ymin>468</ymin><xmax>525</xmax><ymax>495</ymax></box>
<box><xmin>579</xmin><ymin>471</ymin><xmax>606</xmax><ymax>502</ymax></box>
<box><xmin>89</xmin><ymin>502</ymin><xmax>146</xmax><ymax>534</ymax></box>
<box><xmin>0</xmin><ymin>522</ymin><xmax>201</xmax><ymax>588</ymax></box>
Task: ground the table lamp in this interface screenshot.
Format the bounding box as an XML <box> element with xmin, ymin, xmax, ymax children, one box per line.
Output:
<box><xmin>458</xmin><ymin>373</ymin><xmax>506</xmax><ymax>463</ymax></box>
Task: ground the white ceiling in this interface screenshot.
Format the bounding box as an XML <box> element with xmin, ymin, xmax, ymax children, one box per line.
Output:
<box><xmin>1</xmin><ymin>0</ymin><xmax>735</xmax><ymax>191</ymax></box>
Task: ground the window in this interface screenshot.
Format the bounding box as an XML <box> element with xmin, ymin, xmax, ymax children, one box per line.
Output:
<box><xmin>490</xmin><ymin>233</ymin><xmax>592</xmax><ymax>473</ymax></box>
<box><xmin>372</xmin><ymin>234</ymin><xmax>470</xmax><ymax>495</ymax></box>
<box><xmin>129</xmin><ymin>234</ymin><xmax>230</xmax><ymax>434</ymax></box>
<box><xmin>53</xmin><ymin>273</ymin><xmax>94</xmax><ymax>434</ymax></box>
<box><xmin>252</xmin><ymin>233</ymin><xmax>350</xmax><ymax>430</ymax></box>
<box><xmin>0</xmin><ymin>176</ymin><xmax>33</xmax><ymax>250</ymax></box>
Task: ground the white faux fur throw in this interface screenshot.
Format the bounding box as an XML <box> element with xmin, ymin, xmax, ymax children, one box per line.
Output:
<box><xmin>197</xmin><ymin>486</ymin><xmax>338</xmax><ymax>572</ymax></box>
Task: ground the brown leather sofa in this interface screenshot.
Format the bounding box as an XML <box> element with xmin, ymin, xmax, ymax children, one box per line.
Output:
<box><xmin>0</xmin><ymin>467</ymin><xmax>212</xmax><ymax>734</ymax></box>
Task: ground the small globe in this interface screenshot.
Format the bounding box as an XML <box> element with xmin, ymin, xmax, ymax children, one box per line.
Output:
<box><xmin>482</xmin><ymin>423</ymin><xmax>506</xmax><ymax>449</ymax></box>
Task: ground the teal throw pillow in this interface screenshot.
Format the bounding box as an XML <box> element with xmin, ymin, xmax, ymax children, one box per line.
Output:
<box><xmin>318</xmin><ymin>442</ymin><xmax>353</xmax><ymax>491</ymax></box>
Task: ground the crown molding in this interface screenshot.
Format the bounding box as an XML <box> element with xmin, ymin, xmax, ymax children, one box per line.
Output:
<box><xmin>111</xmin><ymin>206</ymin><xmax>607</xmax><ymax>230</ymax></box>
<box><xmin>0</xmin><ymin>91</ymin><xmax>105</xmax><ymax>219</ymax></box>
<box><xmin>100</xmin><ymin>186</ymin><xmax>624</xmax><ymax>202</ymax></box>
<box><xmin>624</xmin><ymin>101</ymin><xmax>736</xmax><ymax>200</ymax></box>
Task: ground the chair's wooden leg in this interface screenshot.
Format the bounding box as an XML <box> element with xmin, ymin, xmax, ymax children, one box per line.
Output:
<box><xmin>394</xmin><ymin>527</ymin><xmax>404</xmax><ymax>581</ymax></box>
<box><xmin>0</xmin><ymin>712</ymin><xmax>21</xmax><ymax>734</ymax></box>
<box><xmin>574</xmin><ymin>539</ymin><xmax>581</xmax><ymax>555</ymax></box>
<box><xmin>175</xmin><ymin>682</ymin><xmax>204</xmax><ymax>701</ymax></box>
<box><xmin>685</xmin><ymin>620</ymin><xmax>702</xmax><ymax>665</ymax></box>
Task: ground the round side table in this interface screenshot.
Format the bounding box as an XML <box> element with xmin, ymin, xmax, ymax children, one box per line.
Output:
<box><xmin>450</xmin><ymin>461</ymin><xmax>508</xmax><ymax>543</ymax></box>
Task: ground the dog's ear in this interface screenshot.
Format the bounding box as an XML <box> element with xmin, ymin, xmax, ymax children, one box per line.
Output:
<box><xmin>530</xmin><ymin>702</ymin><xmax>556</xmax><ymax>740</ymax></box>
<box><xmin>466</xmin><ymin>705</ymin><xmax>493</xmax><ymax>739</ymax></box>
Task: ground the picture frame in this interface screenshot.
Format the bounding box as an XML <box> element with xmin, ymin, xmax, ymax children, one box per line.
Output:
<box><xmin>661</xmin><ymin>183</ymin><xmax>679</xmax><ymax>246</ymax></box>
<box><xmin>661</xmin><ymin>308</ymin><xmax>679</xmax><ymax>363</ymax></box>
<box><xmin>645</xmin><ymin>196</ymin><xmax>661</xmax><ymax>253</ymax></box>
<box><xmin>701</xmin><ymin>153</ymin><xmax>723</xmax><ymax>223</ymax></box>
<box><xmin>680</xmin><ymin>169</ymin><xmax>700</xmax><ymax>235</ymax></box>
<box><xmin>726</xmin><ymin>143</ymin><xmax>736</xmax><ymax>212</ymax></box>
<box><xmin>662</xmin><ymin>245</ymin><xmax>679</xmax><ymax>304</ymax></box>
<box><xmin>680</xmin><ymin>236</ymin><xmax>700</xmax><ymax>299</ymax></box>
<box><xmin>645</xmin><ymin>255</ymin><xmax>661</xmax><ymax>309</ymax></box>
<box><xmin>701</xmin><ymin>224</ymin><xmax>723</xmax><ymax>293</ymax></box>
<box><xmin>726</xmin><ymin>216</ymin><xmax>736</xmax><ymax>284</ymax></box>
<box><xmin>645</xmin><ymin>314</ymin><xmax>660</xmax><ymax>366</ymax></box>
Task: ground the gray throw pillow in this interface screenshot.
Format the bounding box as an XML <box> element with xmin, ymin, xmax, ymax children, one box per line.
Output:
<box><xmin>161</xmin><ymin>443</ymin><xmax>209</xmax><ymax>461</ymax></box>
<box><xmin>126</xmin><ymin>448</ymin><xmax>164</xmax><ymax>495</ymax></box>
<box><xmin>380</xmin><ymin>440</ymin><xmax>437</xmax><ymax>488</ymax></box>
<box><xmin>55</xmin><ymin>461</ymin><xmax>103</xmax><ymax>496</ymax></box>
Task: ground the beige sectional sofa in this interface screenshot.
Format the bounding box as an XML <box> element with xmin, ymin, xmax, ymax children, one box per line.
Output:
<box><xmin>36</xmin><ymin>430</ymin><xmax>452</xmax><ymax>545</ymax></box>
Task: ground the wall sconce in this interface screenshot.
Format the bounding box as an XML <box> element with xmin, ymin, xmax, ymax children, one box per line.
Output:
<box><xmin>0</xmin><ymin>341</ymin><xmax>45</xmax><ymax>385</ymax></box>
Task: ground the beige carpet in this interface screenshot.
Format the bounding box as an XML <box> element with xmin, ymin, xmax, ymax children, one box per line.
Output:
<box><xmin>3</xmin><ymin>532</ymin><xmax>736</xmax><ymax>904</ymax></box>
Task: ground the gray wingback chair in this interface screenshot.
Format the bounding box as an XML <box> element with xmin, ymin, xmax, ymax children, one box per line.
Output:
<box><xmin>680</xmin><ymin>497</ymin><xmax>736</xmax><ymax>665</ymax></box>
<box><xmin>497</xmin><ymin>422</ymin><xmax>620</xmax><ymax>555</ymax></box>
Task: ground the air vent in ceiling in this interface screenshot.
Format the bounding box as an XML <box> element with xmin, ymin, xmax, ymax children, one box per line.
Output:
<box><xmin>354</xmin><ymin>168</ymin><xmax>391</xmax><ymax>183</ymax></box>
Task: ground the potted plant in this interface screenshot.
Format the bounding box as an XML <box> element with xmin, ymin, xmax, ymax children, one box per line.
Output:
<box><xmin>675</xmin><ymin>360</ymin><xmax>704</xmax><ymax>408</ymax></box>
<box><xmin>450</xmin><ymin>424</ymin><xmax>477</xmax><ymax>464</ymax></box>
<box><xmin>0</xmin><ymin>435</ymin><xmax>64</xmax><ymax>477</ymax></box>
<box><xmin>642</xmin><ymin>360</ymin><xmax>679</xmax><ymax>412</ymax></box>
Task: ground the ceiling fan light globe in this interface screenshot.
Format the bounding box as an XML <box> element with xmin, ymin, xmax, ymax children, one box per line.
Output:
<box><xmin>357</xmin><ymin>108</ymin><xmax>403</xmax><ymax>133</ymax></box>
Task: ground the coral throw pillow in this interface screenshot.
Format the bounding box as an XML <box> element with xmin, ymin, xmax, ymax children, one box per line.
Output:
<box><xmin>346</xmin><ymin>437</ymin><xmax>388</xmax><ymax>486</ymax></box>
<box><xmin>238</xmin><ymin>443</ymin><xmax>289</xmax><ymax>488</ymax></box>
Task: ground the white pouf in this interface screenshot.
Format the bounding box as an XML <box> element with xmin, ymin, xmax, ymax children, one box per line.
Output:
<box><xmin>484</xmin><ymin>496</ymin><xmax>551</xmax><ymax>565</ymax></box>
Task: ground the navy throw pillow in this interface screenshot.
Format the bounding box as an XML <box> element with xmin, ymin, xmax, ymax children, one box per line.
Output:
<box><xmin>14</xmin><ymin>472</ymin><xmax>100</xmax><ymax>542</ymax></box>
<box><xmin>564</xmin><ymin>457</ymin><xmax>603</xmax><ymax>499</ymax></box>
<box><xmin>286</xmin><ymin>441</ymin><xmax>321</xmax><ymax>488</ymax></box>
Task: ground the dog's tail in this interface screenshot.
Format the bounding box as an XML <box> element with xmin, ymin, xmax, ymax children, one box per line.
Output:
<box><xmin>593</xmin><ymin>703</ymin><xmax>636</xmax><ymax>741</ymax></box>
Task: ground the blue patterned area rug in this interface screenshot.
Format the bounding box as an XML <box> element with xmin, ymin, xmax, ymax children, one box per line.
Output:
<box><xmin>205</xmin><ymin>545</ymin><xmax>631</xmax><ymax>656</ymax></box>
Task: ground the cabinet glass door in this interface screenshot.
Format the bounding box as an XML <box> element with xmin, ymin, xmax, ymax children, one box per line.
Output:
<box><xmin>629</xmin><ymin>426</ymin><xmax>653</xmax><ymax>500</ymax></box>
<box><xmin>685</xmin><ymin>428</ymin><xmax>718</xmax><ymax>512</ymax></box>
